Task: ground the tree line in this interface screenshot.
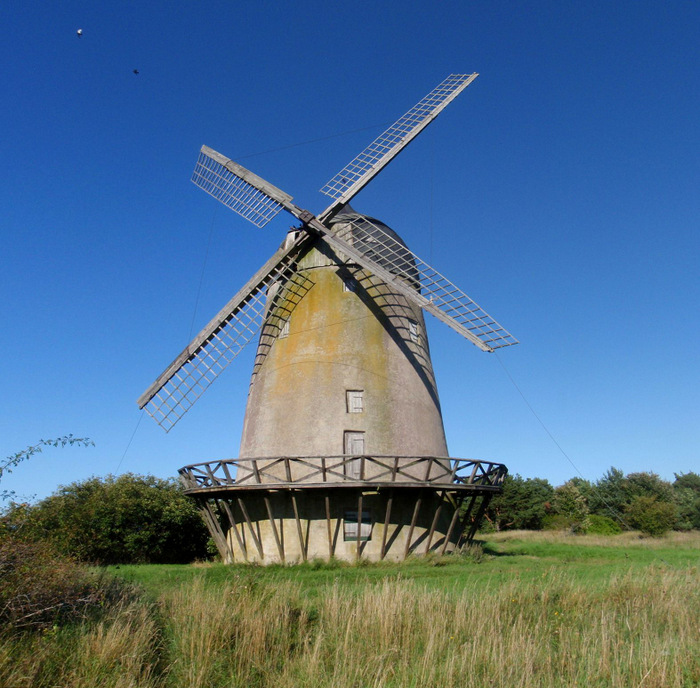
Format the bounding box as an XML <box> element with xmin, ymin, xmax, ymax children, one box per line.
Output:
<box><xmin>482</xmin><ymin>468</ymin><xmax>700</xmax><ymax>536</ymax></box>
<box><xmin>3</xmin><ymin>464</ymin><xmax>699</xmax><ymax>568</ymax></box>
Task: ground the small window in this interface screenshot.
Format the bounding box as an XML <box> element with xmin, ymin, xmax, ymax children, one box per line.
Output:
<box><xmin>279</xmin><ymin>319</ymin><xmax>290</xmax><ymax>338</ymax></box>
<box><xmin>408</xmin><ymin>320</ymin><xmax>420</xmax><ymax>343</ymax></box>
<box><xmin>343</xmin><ymin>277</ymin><xmax>356</xmax><ymax>293</ymax></box>
<box><xmin>344</xmin><ymin>511</ymin><xmax>372</xmax><ymax>541</ymax></box>
<box><xmin>346</xmin><ymin>390</ymin><xmax>364</xmax><ymax>413</ymax></box>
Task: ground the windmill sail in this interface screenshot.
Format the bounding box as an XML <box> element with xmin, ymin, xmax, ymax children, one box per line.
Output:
<box><xmin>138</xmin><ymin>232</ymin><xmax>313</xmax><ymax>430</ymax></box>
<box><xmin>318</xmin><ymin>73</ymin><xmax>478</xmax><ymax>222</ymax></box>
<box><xmin>192</xmin><ymin>146</ymin><xmax>296</xmax><ymax>228</ymax></box>
<box><xmin>312</xmin><ymin>213</ymin><xmax>518</xmax><ymax>352</ymax></box>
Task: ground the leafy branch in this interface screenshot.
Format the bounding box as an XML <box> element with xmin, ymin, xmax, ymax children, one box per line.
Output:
<box><xmin>1</xmin><ymin>435</ymin><xmax>94</xmax><ymax>501</ymax></box>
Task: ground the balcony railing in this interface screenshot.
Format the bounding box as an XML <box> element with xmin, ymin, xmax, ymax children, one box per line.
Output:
<box><xmin>178</xmin><ymin>455</ymin><xmax>507</xmax><ymax>492</ymax></box>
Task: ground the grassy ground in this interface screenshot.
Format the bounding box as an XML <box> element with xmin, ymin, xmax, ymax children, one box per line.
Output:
<box><xmin>112</xmin><ymin>530</ymin><xmax>700</xmax><ymax>597</ymax></box>
<box><xmin>1</xmin><ymin>530</ymin><xmax>698</xmax><ymax>688</ymax></box>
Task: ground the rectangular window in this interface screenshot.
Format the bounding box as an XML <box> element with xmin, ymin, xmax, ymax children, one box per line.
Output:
<box><xmin>279</xmin><ymin>319</ymin><xmax>290</xmax><ymax>338</ymax></box>
<box><xmin>346</xmin><ymin>390</ymin><xmax>364</xmax><ymax>413</ymax></box>
<box><xmin>408</xmin><ymin>320</ymin><xmax>420</xmax><ymax>343</ymax></box>
<box><xmin>343</xmin><ymin>511</ymin><xmax>372</xmax><ymax>541</ymax></box>
<box><xmin>343</xmin><ymin>277</ymin><xmax>356</xmax><ymax>292</ymax></box>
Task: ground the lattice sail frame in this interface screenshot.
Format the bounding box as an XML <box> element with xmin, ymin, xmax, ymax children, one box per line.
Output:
<box><xmin>318</xmin><ymin>73</ymin><xmax>478</xmax><ymax>220</ymax></box>
<box><xmin>137</xmin><ymin>233</ymin><xmax>312</xmax><ymax>430</ymax></box>
<box><xmin>324</xmin><ymin>215</ymin><xmax>518</xmax><ymax>351</ymax></box>
<box><xmin>192</xmin><ymin>146</ymin><xmax>292</xmax><ymax>228</ymax></box>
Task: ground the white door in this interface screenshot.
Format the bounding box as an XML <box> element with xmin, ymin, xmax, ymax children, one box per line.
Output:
<box><xmin>344</xmin><ymin>431</ymin><xmax>364</xmax><ymax>479</ymax></box>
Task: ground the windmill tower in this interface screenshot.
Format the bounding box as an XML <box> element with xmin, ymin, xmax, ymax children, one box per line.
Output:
<box><xmin>138</xmin><ymin>74</ymin><xmax>517</xmax><ymax>563</ymax></box>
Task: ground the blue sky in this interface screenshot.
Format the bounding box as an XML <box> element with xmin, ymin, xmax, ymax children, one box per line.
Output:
<box><xmin>2</xmin><ymin>1</ymin><xmax>698</xmax><ymax>501</ymax></box>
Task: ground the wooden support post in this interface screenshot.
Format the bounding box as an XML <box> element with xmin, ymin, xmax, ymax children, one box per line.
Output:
<box><xmin>440</xmin><ymin>493</ymin><xmax>467</xmax><ymax>555</ymax></box>
<box><xmin>198</xmin><ymin>498</ymin><xmax>232</xmax><ymax>563</ymax></box>
<box><xmin>465</xmin><ymin>494</ymin><xmax>493</xmax><ymax>542</ymax></box>
<box><xmin>325</xmin><ymin>494</ymin><xmax>334</xmax><ymax>558</ymax></box>
<box><xmin>424</xmin><ymin>491</ymin><xmax>446</xmax><ymax>554</ymax></box>
<box><xmin>211</xmin><ymin>497</ymin><xmax>239</xmax><ymax>563</ymax></box>
<box><xmin>380</xmin><ymin>490</ymin><xmax>394</xmax><ymax>560</ymax></box>
<box><xmin>237</xmin><ymin>497</ymin><xmax>264</xmax><ymax>560</ymax></box>
<box><xmin>290</xmin><ymin>492</ymin><xmax>306</xmax><ymax>561</ymax></box>
<box><xmin>221</xmin><ymin>499</ymin><xmax>247</xmax><ymax>560</ymax></box>
<box><xmin>355</xmin><ymin>492</ymin><xmax>364</xmax><ymax>561</ymax></box>
<box><xmin>263</xmin><ymin>494</ymin><xmax>285</xmax><ymax>562</ymax></box>
<box><xmin>455</xmin><ymin>494</ymin><xmax>479</xmax><ymax>549</ymax></box>
<box><xmin>403</xmin><ymin>492</ymin><xmax>422</xmax><ymax>560</ymax></box>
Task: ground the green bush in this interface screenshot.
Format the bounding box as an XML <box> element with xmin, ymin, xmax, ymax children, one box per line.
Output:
<box><xmin>551</xmin><ymin>481</ymin><xmax>590</xmax><ymax>533</ymax></box>
<box><xmin>626</xmin><ymin>496</ymin><xmax>677</xmax><ymax>536</ymax></box>
<box><xmin>586</xmin><ymin>514</ymin><xmax>622</xmax><ymax>535</ymax></box>
<box><xmin>541</xmin><ymin>514</ymin><xmax>571</xmax><ymax>531</ymax></box>
<box><xmin>12</xmin><ymin>474</ymin><xmax>210</xmax><ymax>565</ymax></box>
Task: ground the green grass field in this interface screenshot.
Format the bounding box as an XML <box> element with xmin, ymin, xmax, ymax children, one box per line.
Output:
<box><xmin>111</xmin><ymin>530</ymin><xmax>700</xmax><ymax>596</ymax></box>
<box><xmin>2</xmin><ymin>531</ymin><xmax>699</xmax><ymax>688</ymax></box>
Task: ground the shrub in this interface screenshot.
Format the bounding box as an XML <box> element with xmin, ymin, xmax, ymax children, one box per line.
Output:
<box><xmin>586</xmin><ymin>514</ymin><xmax>622</xmax><ymax>535</ymax></box>
<box><xmin>0</xmin><ymin>536</ymin><xmax>134</xmax><ymax>631</ymax></box>
<box><xmin>626</xmin><ymin>496</ymin><xmax>677</xmax><ymax>536</ymax></box>
<box><xmin>541</xmin><ymin>514</ymin><xmax>571</xmax><ymax>531</ymax></box>
<box><xmin>551</xmin><ymin>481</ymin><xmax>590</xmax><ymax>533</ymax></box>
<box><xmin>14</xmin><ymin>473</ymin><xmax>210</xmax><ymax>564</ymax></box>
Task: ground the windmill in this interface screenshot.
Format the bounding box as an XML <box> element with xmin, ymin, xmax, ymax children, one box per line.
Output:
<box><xmin>138</xmin><ymin>74</ymin><xmax>517</xmax><ymax>563</ymax></box>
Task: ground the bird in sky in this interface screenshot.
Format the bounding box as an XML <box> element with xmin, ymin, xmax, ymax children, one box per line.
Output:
<box><xmin>133</xmin><ymin>69</ymin><xmax>140</xmax><ymax>75</ymax></box>
<box><xmin>76</xmin><ymin>29</ymin><xmax>83</xmax><ymax>38</ymax></box>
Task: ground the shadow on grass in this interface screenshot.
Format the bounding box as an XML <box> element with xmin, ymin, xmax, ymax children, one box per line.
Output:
<box><xmin>475</xmin><ymin>539</ymin><xmax>522</xmax><ymax>558</ymax></box>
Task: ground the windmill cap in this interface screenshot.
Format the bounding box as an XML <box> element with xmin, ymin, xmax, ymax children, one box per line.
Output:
<box><xmin>328</xmin><ymin>204</ymin><xmax>419</xmax><ymax>286</ymax></box>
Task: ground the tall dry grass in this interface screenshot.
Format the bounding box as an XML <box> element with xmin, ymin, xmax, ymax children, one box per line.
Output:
<box><xmin>160</xmin><ymin>564</ymin><xmax>699</xmax><ymax>688</ymax></box>
<box><xmin>1</xmin><ymin>558</ymin><xmax>698</xmax><ymax>687</ymax></box>
<box><xmin>0</xmin><ymin>601</ymin><xmax>163</xmax><ymax>688</ymax></box>
<box><xmin>488</xmin><ymin>528</ymin><xmax>700</xmax><ymax>549</ymax></box>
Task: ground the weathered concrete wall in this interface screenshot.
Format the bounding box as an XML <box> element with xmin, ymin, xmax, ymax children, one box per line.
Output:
<box><xmin>239</xmin><ymin>236</ymin><xmax>449</xmax><ymax>480</ymax></box>
<box><xmin>224</xmin><ymin>489</ymin><xmax>458</xmax><ymax>564</ymax></box>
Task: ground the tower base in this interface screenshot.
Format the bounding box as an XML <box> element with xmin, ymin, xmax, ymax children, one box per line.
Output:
<box><xmin>179</xmin><ymin>456</ymin><xmax>506</xmax><ymax>564</ymax></box>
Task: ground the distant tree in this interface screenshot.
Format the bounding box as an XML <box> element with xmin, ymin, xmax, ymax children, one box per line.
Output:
<box><xmin>673</xmin><ymin>472</ymin><xmax>700</xmax><ymax>493</ymax></box>
<box><xmin>13</xmin><ymin>473</ymin><xmax>210</xmax><ymax>564</ymax></box>
<box><xmin>673</xmin><ymin>472</ymin><xmax>700</xmax><ymax>531</ymax></box>
<box><xmin>626</xmin><ymin>496</ymin><xmax>677</xmax><ymax>537</ymax></box>
<box><xmin>551</xmin><ymin>480</ymin><xmax>590</xmax><ymax>533</ymax></box>
<box><xmin>483</xmin><ymin>475</ymin><xmax>553</xmax><ymax>531</ymax></box>
<box><xmin>589</xmin><ymin>467</ymin><xmax>628</xmax><ymax>520</ymax></box>
<box><xmin>568</xmin><ymin>476</ymin><xmax>595</xmax><ymax>502</ymax></box>
<box><xmin>625</xmin><ymin>472</ymin><xmax>674</xmax><ymax>502</ymax></box>
<box><xmin>589</xmin><ymin>469</ymin><xmax>676</xmax><ymax>529</ymax></box>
